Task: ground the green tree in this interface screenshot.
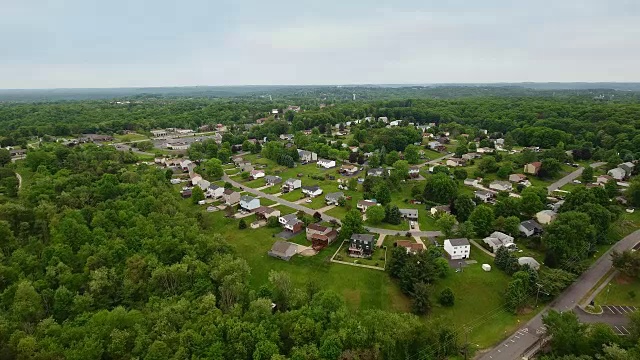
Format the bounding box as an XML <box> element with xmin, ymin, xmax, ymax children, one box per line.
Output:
<box><xmin>375</xmin><ymin>182</ymin><xmax>392</xmax><ymax>205</ymax></box>
<box><xmin>468</xmin><ymin>205</ymin><xmax>495</xmax><ymax>237</ymax></box>
<box><xmin>238</xmin><ymin>219</ymin><xmax>247</xmax><ymax>229</ymax></box>
<box><xmin>581</xmin><ymin>166</ymin><xmax>594</xmax><ymax>183</ymax></box>
<box><xmin>543</xmin><ymin>310</ymin><xmax>588</xmax><ymax>356</ymax></box>
<box><xmin>404</xmin><ymin>144</ymin><xmax>420</xmax><ymax>164</ymax></box>
<box><xmin>0</xmin><ymin>148</ymin><xmax>11</xmax><ymax>166</ymax></box>
<box><xmin>202</xmin><ymin>158</ymin><xmax>224</xmax><ymax>179</ymax></box>
<box><xmin>191</xmin><ymin>186</ymin><xmax>205</xmax><ymax>204</ymax></box>
<box><xmin>478</xmin><ymin>156</ymin><xmax>499</xmax><ymax>173</ymax></box>
<box><xmin>411</xmin><ymin>282</ymin><xmax>432</xmax><ymax>315</ymax></box>
<box><xmin>384</xmin><ymin>205</ymin><xmax>402</xmax><ymax>225</ymax></box>
<box><xmin>504</xmin><ymin>216</ymin><xmax>521</xmax><ymax>236</ymax></box>
<box><xmin>543</xmin><ymin>211</ymin><xmax>596</xmax><ymax>268</ymax></box>
<box><xmin>12</xmin><ymin>281</ymin><xmax>44</xmax><ymax>325</ymax></box>
<box><xmin>438</xmin><ymin>288</ymin><xmax>455</xmax><ymax>307</ymax></box>
<box><xmin>453</xmin><ymin>168</ymin><xmax>468</xmax><ymax>180</ymax></box>
<box><xmin>423</xmin><ymin>173</ymin><xmax>458</xmax><ymax>204</ymax></box>
<box><xmin>454</xmin><ymin>143</ymin><xmax>468</xmax><ymax>158</ymax></box>
<box><xmin>539</xmin><ymin>158</ymin><xmax>562</xmax><ymax>178</ymax></box>
<box><xmin>453</xmin><ymin>194</ymin><xmax>475</xmax><ymax>222</ymax></box>
<box><xmin>496</xmin><ymin>164</ymin><xmax>513</xmax><ymax>179</ymax></box>
<box><xmin>436</xmin><ymin>213</ymin><xmax>456</xmax><ymax>238</ymax></box>
<box><xmin>365</xmin><ymin>205</ymin><xmax>385</xmax><ymax>225</ymax></box>
<box><xmin>505</xmin><ymin>277</ymin><xmax>529</xmax><ymax>313</ymax></box>
<box><xmin>340</xmin><ymin>210</ymin><xmax>365</xmax><ymax>240</ymax></box>
<box><xmin>520</xmin><ymin>191</ymin><xmax>545</xmax><ymax>217</ymax></box>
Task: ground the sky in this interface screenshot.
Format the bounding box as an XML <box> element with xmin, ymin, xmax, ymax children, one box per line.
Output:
<box><xmin>2</xmin><ymin>0</ymin><xmax>640</xmax><ymax>89</ymax></box>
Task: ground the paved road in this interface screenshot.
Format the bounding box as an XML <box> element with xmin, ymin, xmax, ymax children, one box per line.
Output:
<box><xmin>546</xmin><ymin>162</ymin><xmax>606</xmax><ymax>194</ymax></box>
<box><xmin>478</xmin><ymin>229</ymin><xmax>640</xmax><ymax>360</ymax></box>
<box><xmin>16</xmin><ymin>173</ymin><xmax>22</xmax><ymax>191</ymax></box>
<box><xmin>574</xmin><ymin>306</ymin><xmax>635</xmax><ymax>334</ymax></box>
<box><xmin>223</xmin><ymin>175</ymin><xmax>442</xmax><ymax>238</ymax></box>
<box><xmin>416</xmin><ymin>153</ymin><xmax>454</xmax><ymax>168</ymax></box>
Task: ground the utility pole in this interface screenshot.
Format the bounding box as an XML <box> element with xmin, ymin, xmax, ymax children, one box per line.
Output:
<box><xmin>604</xmin><ymin>283</ymin><xmax>611</xmax><ymax>304</ymax></box>
<box><xmin>535</xmin><ymin>283</ymin><xmax>549</xmax><ymax>308</ymax></box>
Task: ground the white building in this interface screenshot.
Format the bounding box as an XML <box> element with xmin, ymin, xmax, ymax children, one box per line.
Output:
<box><xmin>536</xmin><ymin>210</ymin><xmax>557</xmax><ymax>225</ymax></box>
<box><xmin>489</xmin><ymin>181</ymin><xmax>513</xmax><ymax>192</ymax></box>
<box><xmin>207</xmin><ymin>184</ymin><xmax>224</xmax><ymax>198</ymax></box>
<box><xmin>608</xmin><ymin>168</ymin><xmax>626</xmax><ymax>181</ymax></box>
<box><xmin>302</xmin><ymin>185</ymin><xmax>323</xmax><ymax>197</ymax></box>
<box><xmin>444</xmin><ymin>238</ymin><xmax>470</xmax><ymax>260</ymax></box>
<box><xmin>240</xmin><ymin>195</ymin><xmax>261</xmax><ymax>211</ymax></box>
<box><xmin>317</xmin><ymin>159</ymin><xmax>336</xmax><ymax>169</ymax></box>
<box><xmin>282</xmin><ymin>178</ymin><xmax>302</xmax><ymax>192</ymax></box>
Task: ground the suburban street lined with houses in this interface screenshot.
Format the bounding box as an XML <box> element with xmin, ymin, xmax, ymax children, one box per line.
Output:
<box><xmin>546</xmin><ymin>162</ymin><xmax>606</xmax><ymax>194</ymax></box>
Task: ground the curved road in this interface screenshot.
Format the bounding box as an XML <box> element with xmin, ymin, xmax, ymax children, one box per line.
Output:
<box><xmin>222</xmin><ymin>175</ymin><xmax>442</xmax><ymax>238</ymax></box>
<box><xmin>478</xmin><ymin>229</ymin><xmax>640</xmax><ymax>360</ymax></box>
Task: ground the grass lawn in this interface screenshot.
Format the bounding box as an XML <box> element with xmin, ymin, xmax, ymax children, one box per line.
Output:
<box><xmin>365</xmin><ymin>219</ymin><xmax>408</xmax><ymax>231</ymax></box>
<box><xmin>200</xmin><ymin>210</ymin><xmax>410</xmax><ymax>312</ymax></box>
<box><xmin>431</xmin><ymin>250</ymin><xmax>538</xmax><ymax>348</ymax></box>
<box><xmin>334</xmin><ymin>241</ymin><xmax>387</xmax><ymax>268</ymax></box>
<box><xmin>594</xmin><ymin>273</ymin><xmax>640</xmax><ymax>306</ymax></box>
<box><xmin>280</xmin><ymin>189</ymin><xmax>304</xmax><ymax>201</ymax></box>
<box><xmin>262</xmin><ymin>184</ymin><xmax>283</xmax><ymax>194</ymax></box>
<box><xmin>257</xmin><ymin>198</ymin><xmax>277</xmax><ymax>207</ymax></box>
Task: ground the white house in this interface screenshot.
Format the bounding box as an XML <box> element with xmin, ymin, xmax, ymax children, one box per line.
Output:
<box><xmin>446</xmin><ymin>158</ymin><xmax>466</xmax><ymax>167</ymax></box>
<box><xmin>536</xmin><ymin>210</ymin><xmax>557</xmax><ymax>225</ymax></box>
<box><xmin>282</xmin><ymin>178</ymin><xmax>302</xmax><ymax>192</ymax></box>
<box><xmin>378</xmin><ymin>116</ymin><xmax>388</xmax><ymax>123</ymax></box>
<box><xmin>190</xmin><ymin>173</ymin><xmax>203</xmax><ymax>186</ymax></box>
<box><xmin>489</xmin><ymin>181</ymin><xmax>513</xmax><ymax>192</ymax></box>
<box><xmin>409</xmin><ymin>166</ymin><xmax>420</xmax><ymax>178</ymax></box>
<box><xmin>509</xmin><ymin>174</ymin><xmax>527</xmax><ymax>183</ymax></box>
<box><xmin>474</xmin><ymin>190</ymin><xmax>493</xmax><ymax>203</ymax></box>
<box><xmin>608</xmin><ymin>167</ymin><xmax>626</xmax><ymax>181</ymax></box>
<box><xmin>317</xmin><ymin>159</ymin><xmax>336</xmax><ymax>169</ymax></box>
<box><xmin>180</xmin><ymin>159</ymin><xmax>193</xmax><ymax>172</ymax></box>
<box><xmin>518</xmin><ymin>257</ymin><xmax>541</xmax><ymax>271</ymax></box>
<box><xmin>302</xmin><ymin>185</ymin><xmax>323</xmax><ymax>197</ymax></box>
<box><xmin>341</xmin><ymin>164</ymin><xmax>358</xmax><ymax>175</ymax></box>
<box><xmin>197</xmin><ymin>179</ymin><xmax>211</xmax><ymax>191</ymax></box>
<box><xmin>207</xmin><ymin>184</ymin><xmax>224</xmax><ymax>198</ymax></box>
<box><xmin>399</xmin><ymin>209</ymin><xmax>419</xmax><ymax>221</ymax></box>
<box><xmin>240</xmin><ymin>195</ymin><xmax>261</xmax><ymax>211</ymax></box>
<box><xmin>265</xmin><ymin>175</ymin><xmax>282</xmax><ymax>185</ymax></box>
<box><xmin>519</xmin><ymin>220</ymin><xmax>543</xmax><ymax>237</ymax></box>
<box><xmin>250</xmin><ymin>169</ymin><xmax>265</xmax><ymax>179</ymax></box>
<box><xmin>444</xmin><ymin>238</ymin><xmax>470</xmax><ymax>260</ymax></box>
<box><xmin>482</xmin><ymin>232</ymin><xmax>514</xmax><ymax>252</ymax></box>
<box><xmin>389</xmin><ymin>120</ymin><xmax>401</xmax><ymax>127</ymax></box>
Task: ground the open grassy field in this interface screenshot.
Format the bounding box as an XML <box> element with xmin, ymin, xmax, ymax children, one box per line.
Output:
<box><xmin>430</xmin><ymin>250</ymin><xmax>538</xmax><ymax>349</ymax></box>
<box><xmin>113</xmin><ymin>133</ymin><xmax>149</xmax><ymax>142</ymax></box>
<box><xmin>594</xmin><ymin>273</ymin><xmax>640</xmax><ymax>307</ymax></box>
<box><xmin>200</xmin><ymin>210</ymin><xmax>411</xmax><ymax>312</ymax></box>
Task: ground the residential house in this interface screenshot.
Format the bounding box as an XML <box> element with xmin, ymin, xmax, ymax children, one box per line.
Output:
<box><xmin>287</xmin><ymin>105</ymin><xmax>301</xmax><ymax>112</ymax></box>
<box><xmin>255</xmin><ymin>206</ymin><xmax>280</xmax><ymax>220</ymax></box>
<box><xmin>476</xmin><ymin>147</ymin><xmax>493</xmax><ymax>154</ymax></box>
<box><xmin>388</xmin><ymin>120</ymin><xmax>401</xmax><ymax>127</ymax></box>
<box><xmin>250</xmin><ymin>169</ymin><xmax>265</xmax><ymax>179</ymax></box>
<box><xmin>518</xmin><ymin>257</ymin><xmax>541</xmax><ymax>271</ymax></box>
<box><xmin>509</xmin><ymin>174</ymin><xmax>527</xmax><ymax>183</ymax></box>
<box><xmin>272</xmin><ymin>109</ymin><xmax>279</xmax><ymax>115</ymax></box>
<box><xmin>240</xmin><ymin>163</ymin><xmax>254</xmax><ymax>173</ymax></box>
<box><xmin>536</xmin><ymin>210</ymin><xmax>557</xmax><ymax>225</ymax></box>
<box><xmin>349</xmin><ymin>234</ymin><xmax>375</xmax><ymax>258</ymax></box>
<box><xmin>399</xmin><ymin>209</ymin><xmax>419</xmax><ymax>221</ymax></box>
<box><xmin>462</xmin><ymin>153</ymin><xmax>479</xmax><ymax>161</ymax></box>
<box><xmin>325</xmin><ymin>192</ymin><xmax>345</xmax><ymax>205</ymax></box>
<box><xmin>444</xmin><ymin>238</ymin><xmax>470</xmax><ymax>260</ymax></box>
<box><xmin>340</xmin><ymin>164</ymin><xmax>358</xmax><ymax>175</ymax></box>
<box><xmin>10</xmin><ymin>149</ymin><xmax>27</xmax><ymax>157</ymax></box>
<box><xmin>265</xmin><ymin>175</ymin><xmax>282</xmax><ymax>186</ymax></box>
<box><xmin>409</xmin><ymin>166</ymin><xmax>420</xmax><ymax>178</ymax></box>
<box><xmin>495</xmin><ymin>138</ymin><xmax>505</xmax><ymax>146</ymax></box>
<box><xmin>297</xmin><ymin>149</ymin><xmax>318</xmax><ymax>162</ymax></box>
<box><xmin>240</xmin><ymin>195</ymin><xmax>261</xmax><ymax>212</ymax></box>
<box><xmin>608</xmin><ymin>167</ymin><xmax>626</xmax><ymax>181</ymax></box>
<box><xmin>430</xmin><ymin>204</ymin><xmax>451</xmax><ymax>216</ymax></box>
<box><xmin>222</xmin><ymin>189</ymin><xmax>240</xmax><ymax>205</ymax></box>
<box><xmin>180</xmin><ymin>160</ymin><xmax>193</xmax><ymax>172</ymax></box>
<box><xmin>619</xmin><ymin>162</ymin><xmax>635</xmax><ymax>177</ymax></box>
<box><xmin>446</xmin><ymin>158</ymin><xmax>467</xmax><ymax>167</ymax></box>
<box><xmin>256</xmin><ymin>117</ymin><xmax>267</xmax><ymax>124</ymax></box>
<box><xmin>596</xmin><ymin>175</ymin><xmax>613</xmax><ymax>185</ymax></box>
<box><xmin>279</xmin><ymin>214</ymin><xmax>304</xmax><ymax>233</ymax></box>
<box><xmin>279</xmin><ymin>134</ymin><xmax>293</xmax><ymax>141</ymax></box>
<box><xmin>475</xmin><ymin>190</ymin><xmax>494</xmax><ymax>203</ymax></box>
<box><xmin>519</xmin><ymin>220</ymin><xmax>543</xmax><ymax>237</ymax></box>
<box><xmin>482</xmin><ymin>232</ymin><xmax>514</xmax><ymax>252</ymax></box>
<box><xmin>367</xmin><ymin>168</ymin><xmax>386</xmax><ymax>177</ymax></box>
<box><xmin>306</xmin><ymin>223</ymin><xmax>338</xmax><ymax>249</ymax></box>
<box><xmin>181</xmin><ymin>189</ymin><xmax>192</xmax><ymax>198</ymax></box>
<box><xmin>190</xmin><ymin>173</ymin><xmax>203</xmax><ymax>186</ymax></box>
<box><xmin>317</xmin><ymin>159</ymin><xmax>336</xmax><ymax>169</ymax></box>
<box><xmin>268</xmin><ymin>241</ymin><xmax>297</xmax><ymax>261</ymax></box>
<box><xmin>489</xmin><ymin>180</ymin><xmax>513</xmax><ymax>192</ymax></box>
<box><xmin>357</xmin><ymin>200</ymin><xmax>378</xmax><ymax>212</ymax></box>
<box><xmin>465</xmin><ymin>178</ymin><xmax>480</xmax><ymax>187</ymax></box>
<box><xmin>197</xmin><ymin>179</ymin><xmax>211</xmax><ymax>191</ymax></box>
<box><xmin>428</xmin><ymin>141</ymin><xmax>446</xmax><ymax>151</ymax></box>
<box><xmin>378</xmin><ymin>116</ymin><xmax>388</xmax><ymax>123</ymax></box>
<box><xmin>395</xmin><ymin>240</ymin><xmax>424</xmax><ymax>254</ymax></box>
<box><xmin>282</xmin><ymin>178</ymin><xmax>302</xmax><ymax>192</ymax></box>
<box><xmin>302</xmin><ymin>186</ymin><xmax>323</xmax><ymax>197</ymax></box>
<box><xmin>524</xmin><ymin>162</ymin><xmax>542</xmax><ymax>175</ymax></box>
<box><xmin>207</xmin><ymin>184</ymin><xmax>224</xmax><ymax>198</ymax></box>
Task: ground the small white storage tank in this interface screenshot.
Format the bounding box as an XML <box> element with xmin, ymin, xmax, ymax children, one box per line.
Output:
<box><xmin>482</xmin><ymin>264</ymin><xmax>492</xmax><ymax>272</ymax></box>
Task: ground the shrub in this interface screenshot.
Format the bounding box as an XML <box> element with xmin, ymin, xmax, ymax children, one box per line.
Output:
<box><xmin>438</xmin><ymin>288</ymin><xmax>455</xmax><ymax>307</ymax></box>
<box><xmin>238</xmin><ymin>219</ymin><xmax>247</xmax><ymax>229</ymax></box>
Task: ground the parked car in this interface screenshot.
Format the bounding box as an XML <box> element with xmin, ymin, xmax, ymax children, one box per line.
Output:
<box><xmin>306</xmin><ymin>199</ymin><xmax>312</xmax><ymax>203</ymax></box>
<box><xmin>410</xmin><ymin>221</ymin><xmax>415</xmax><ymax>229</ymax></box>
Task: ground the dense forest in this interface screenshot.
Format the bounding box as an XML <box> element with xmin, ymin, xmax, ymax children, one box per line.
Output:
<box><xmin>0</xmin><ymin>145</ymin><xmax>458</xmax><ymax>359</ymax></box>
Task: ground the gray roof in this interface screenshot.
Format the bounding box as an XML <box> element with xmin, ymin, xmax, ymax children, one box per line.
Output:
<box><xmin>240</xmin><ymin>195</ymin><xmax>256</xmax><ymax>202</ymax></box>
<box><xmin>280</xmin><ymin>213</ymin><xmax>298</xmax><ymax>223</ymax></box>
<box><xmin>399</xmin><ymin>209</ymin><xmax>418</xmax><ymax>217</ymax></box>
<box><xmin>209</xmin><ymin>184</ymin><xmax>221</xmax><ymax>190</ymax></box>
<box><xmin>518</xmin><ymin>257</ymin><xmax>540</xmax><ymax>269</ymax></box>
<box><xmin>351</xmin><ymin>234</ymin><xmax>375</xmax><ymax>243</ymax></box>
<box><xmin>475</xmin><ymin>190</ymin><xmax>492</xmax><ymax>197</ymax></box>
<box><xmin>265</xmin><ymin>175</ymin><xmax>282</xmax><ymax>182</ymax></box>
<box><xmin>520</xmin><ymin>220</ymin><xmax>543</xmax><ymax>231</ymax></box>
<box><xmin>270</xmin><ymin>241</ymin><xmax>297</xmax><ymax>255</ymax></box>
<box><xmin>447</xmin><ymin>238</ymin><xmax>470</xmax><ymax>247</ymax></box>
<box><xmin>325</xmin><ymin>192</ymin><xmax>345</xmax><ymax>200</ymax></box>
<box><xmin>285</xmin><ymin>178</ymin><xmax>299</xmax><ymax>185</ymax></box>
<box><xmin>302</xmin><ymin>185</ymin><xmax>320</xmax><ymax>192</ymax></box>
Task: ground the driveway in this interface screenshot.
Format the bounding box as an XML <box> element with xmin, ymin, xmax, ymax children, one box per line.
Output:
<box><xmin>479</xmin><ymin>229</ymin><xmax>640</xmax><ymax>360</ymax></box>
<box><xmin>574</xmin><ymin>306</ymin><xmax>634</xmax><ymax>335</ymax></box>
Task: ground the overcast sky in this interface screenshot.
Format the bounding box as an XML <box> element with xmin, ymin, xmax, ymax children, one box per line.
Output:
<box><xmin>2</xmin><ymin>0</ymin><xmax>639</xmax><ymax>89</ymax></box>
